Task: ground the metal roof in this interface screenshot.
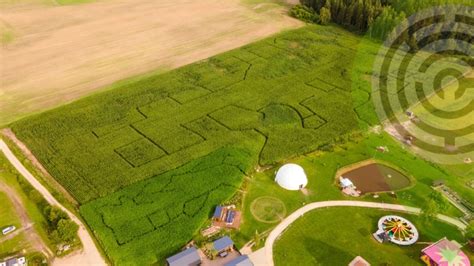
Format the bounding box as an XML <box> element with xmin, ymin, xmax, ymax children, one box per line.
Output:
<box><xmin>225</xmin><ymin>255</ymin><xmax>254</xmax><ymax>266</ymax></box>
<box><xmin>213</xmin><ymin>236</ymin><xmax>234</xmax><ymax>252</ymax></box>
<box><xmin>213</xmin><ymin>206</ymin><xmax>223</xmax><ymax>218</ymax></box>
<box><xmin>166</xmin><ymin>247</ymin><xmax>200</xmax><ymax>266</ymax></box>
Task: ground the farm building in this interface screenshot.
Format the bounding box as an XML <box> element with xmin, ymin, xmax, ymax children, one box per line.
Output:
<box><xmin>225</xmin><ymin>255</ymin><xmax>254</xmax><ymax>266</ymax></box>
<box><xmin>420</xmin><ymin>238</ymin><xmax>470</xmax><ymax>266</ymax></box>
<box><xmin>275</xmin><ymin>164</ymin><xmax>308</xmax><ymax>190</ymax></box>
<box><xmin>212</xmin><ymin>205</ymin><xmax>241</xmax><ymax>229</ymax></box>
<box><xmin>213</xmin><ymin>236</ymin><xmax>234</xmax><ymax>255</ymax></box>
<box><xmin>339</xmin><ymin>176</ymin><xmax>361</xmax><ymax>197</ymax></box>
<box><xmin>166</xmin><ymin>247</ymin><xmax>201</xmax><ymax>266</ymax></box>
<box><xmin>348</xmin><ymin>256</ymin><xmax>370</xmax><ymax>266</ymax></box>
<box><xmin>0</xmin><ymin>256</ymin><xmax>26</xmax><ymax>266</ymax></box>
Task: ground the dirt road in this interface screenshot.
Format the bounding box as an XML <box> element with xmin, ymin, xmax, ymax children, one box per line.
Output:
<box><xmin>0</xmin><ymin>139</ymin><xmax>106</xmax><ymax>265</ymax></box>
<box><xmin>0</xmin><ymin>0</ymin><xmax>301</xmax><ymax>124</ymax></box>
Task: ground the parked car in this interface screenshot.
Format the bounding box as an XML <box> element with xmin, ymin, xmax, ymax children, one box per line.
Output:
<box><xmin>2</xmin><ymin>226</ymin><xmax>16</xmax><ymax>235</ymax></box>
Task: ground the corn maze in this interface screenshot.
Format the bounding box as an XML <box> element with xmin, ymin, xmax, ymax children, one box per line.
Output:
<box><xmin>11</xmin><ymin>25</ymin><xmax>377</xmax><ymax>264</ymax></box>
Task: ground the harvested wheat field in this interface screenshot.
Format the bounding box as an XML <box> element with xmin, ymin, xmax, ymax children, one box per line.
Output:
<box><xmin>0</xmin><ymin>0</ymin><xmax>301</xmax><ymax>124</ymax></box>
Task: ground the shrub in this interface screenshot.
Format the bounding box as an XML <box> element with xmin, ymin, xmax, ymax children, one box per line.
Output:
<box><xmin>289</xmin><ymin>5</ymin><xmax>319</xmax><ymax>23</ymax></box>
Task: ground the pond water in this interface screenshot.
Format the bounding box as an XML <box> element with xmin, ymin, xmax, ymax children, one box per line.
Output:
<box><xmin>340</xmin><ymin>163</ymin><xmax>411</xmax><ymax>194</ymax></box>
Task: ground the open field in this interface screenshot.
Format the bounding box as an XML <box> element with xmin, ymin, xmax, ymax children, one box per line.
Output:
<box><xmin>273</xmin><ymin>207</ymin><xmax>470</xmax><ymax>265</ymax></box>
<box><xmin>0</xmin><ymin>153</ymin><xmax>52</xmax><ymax>260</ymax></box>
<box><xmin>0</xmin><ymin>0</ymin><xmax>301</xmax><ymax>124</ymax></box>
<box><xmin>233</xmin><ymin>132</ymin><xmax>469</xmax><ymax>248</ymax></box>
<box><xmin>11</xmin><ymin>25</ymin><xmax>369</xmax><ymax>203</ymax></box>
<box><xmin>11</xmin><ymin>24</ymin><xmax>377</xmax><ymax>264</ymax></box>
<box><xmin>0</xmin><ymin>191</ymin><xmax>21</xmax><ymax>237</ymax></box>
<box><xmin>405</xmin><ymin>72</ymin><xmax>474</xmax><ymax>163</ymax></box>
<box><xmin>8</xmin><ymin>18</ymin><xmax>472</xmax><ymax>264</ymax></box>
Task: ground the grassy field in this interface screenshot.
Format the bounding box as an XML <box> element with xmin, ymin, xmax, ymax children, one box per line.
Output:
<box><xmin>232</xmin><ymin>132</ymin><xmax>468</xmax><ymax>248</ymax></box>
<box><xmin>0</xmin><ymin>153</ymin><xmax>52</xmax><ymax>259</ymax></box>
<box><xmin>404</xmin><ymin>72</ymin><xmax>474</xmax><ymax>163</ymax></box>
<box><xmin>11</xmin><ymin>25</ymin><xmax>370</xmax><ymax>203</ymax></box>
<box><xmin>273</xmin><ymin>207</ymin><xmax>470</xmax><ymax>266</ymax></box>
<box><xmin>0</xmin><ymin>191</ymin><xmax>21</xmax><ymax>232</ymax></box>
<box><xmin>8</xmin><ymin>23</ymin><xmax>471</xmax><ymax>264</ymax></box>
<box><xmin>0</xmin><ymin>193</ymin><xmax>29</xmax><ymax>259</ymax></box>
<box><xmin>11</xmin><ymin>24</ymin><xmax>376</xmax><ymax>264</ymax></box>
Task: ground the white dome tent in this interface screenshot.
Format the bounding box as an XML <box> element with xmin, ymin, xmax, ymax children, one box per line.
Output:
<box><xmin>275</xmin><ymin>164</ymin><xmax>308</xmax><ymax>190</ymax></box>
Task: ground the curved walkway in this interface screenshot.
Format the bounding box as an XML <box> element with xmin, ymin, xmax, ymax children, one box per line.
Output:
<box><xmin>0</xmin><ymin>140</ymin><xmax>107</xmax><ymax>266</ymax></box>
<box><xmin>261</xmin><ymin>200</ymin><xmax>466</xmax><ymax>266</ymax></box>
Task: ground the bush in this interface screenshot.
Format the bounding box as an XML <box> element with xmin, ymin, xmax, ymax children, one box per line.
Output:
<box><xmin>43</xmin><ymin>206</ymin><xmax>78</xmax><ymax>246</ymax></box>
<box><xmin>289</xmin><ymin>5</ymin><xmax>319</xmax><ymax>23</ymax></box>
<box><xmin>466</xmin><ymin>221</ymin><xmax>474</xmax><ymax>240</ymax></box>
<box><xmin>51</xmin><ymin>219</ymin><xmax>79</xmax><ymax>244</ymax></box>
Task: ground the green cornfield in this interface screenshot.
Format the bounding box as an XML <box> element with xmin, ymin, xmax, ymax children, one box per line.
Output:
<box><xmin>12</xmin><ymin>23</ymin><xmax>465</xmax><ymax>264</ymax></box>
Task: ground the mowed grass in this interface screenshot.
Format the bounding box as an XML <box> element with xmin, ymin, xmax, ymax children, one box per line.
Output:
<box><xmin>232</xmin><ymin>132</ymin><xmax>467</xmax><ymax>248</ymax></box>
<box><xmin>406</xmin><ymin>72</ymin><xmax>474</xmax><ymax>162</ymax></box>
<box><xmin>11</xmin><ymin>25</ymin><xmax>371</xmax><ymax>204</ymax></box>
<box><xmin>0</xmin><ymin>191</ymin><xmax>29</xmax><ymax>258</ymax></box>
<box><xmin>273</xmin><ymin>207</ymin><xmax>468</xmax><ymax>266</ymax></box>
<box><xmin>0</xmin><ymin>192</ymin><xmax>21</xmax><ymax>230</ymax></box>
<box><xmin>0</xmin><ymin>153</ymin><xmax>53</xmax><ymax>256</ymax></box>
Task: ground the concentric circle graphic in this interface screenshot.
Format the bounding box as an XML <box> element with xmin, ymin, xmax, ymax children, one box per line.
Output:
<box><xmin>372</xmin><ymin>5</ymin><xmax>473</xmax><ymax>164</ymax></box>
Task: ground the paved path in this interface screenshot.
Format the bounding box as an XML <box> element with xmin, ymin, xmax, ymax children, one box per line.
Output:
<box><xmin>258</xmin><ymin>200</ymin><xmax>466</xmax><ymax>266</ymax></box>
<box><xmin>0</xmin><ymin>139</ymin><xmax>106</xmax><ymax>266</ymax></box>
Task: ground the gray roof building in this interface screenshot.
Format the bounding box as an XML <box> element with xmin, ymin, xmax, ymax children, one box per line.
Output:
<box><xmin>225</xmin><ymin>255</ymin><xmax>254</xmax><ymax>266</ymax></box>
<box><xmin>0</xmin><ymin>257</ymin><xmax>26</xmax><ymax>266</ymax></box>
<box><xmin>213</xmin><ymin>236</ymin><xmax>234</xmax><ymax>253</ymax></box>
<box><xmin>166</xmin><ymin>247</ymin><xmax>201</xmax><ymax>266</ymax></box>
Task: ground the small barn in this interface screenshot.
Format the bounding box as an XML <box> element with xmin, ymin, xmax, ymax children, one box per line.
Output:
<box><xmin>166</xmin><ymin>247</ymin><xmax>201</xmax><ymax>266</ymax></box>
<box><xmin>213</xmin><ymin>236</ymin><xmax>234</xmax><ymax>255</ymax></box>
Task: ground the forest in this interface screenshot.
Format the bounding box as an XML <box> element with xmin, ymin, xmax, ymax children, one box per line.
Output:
<box><xmin>300</xmin><ymin>0</ymin><xmax>473</xmax><ymax>42</ymax></box>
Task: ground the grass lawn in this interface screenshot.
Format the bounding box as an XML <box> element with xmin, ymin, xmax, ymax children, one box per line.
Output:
<box><xmin>273</xmin><ymin>207</ymin><xmax>471</xmax><ymax>266</ymax></box>
<box><xmin>233</xmin><ymin>132</ymin><xmax>467</xmax><ymax>248</ymax></box>
<box><xmin>405</xmin><ymin>72</ymin><xmax>474</xmax><ymax>164</ymax></box>
<box><xmin>10</xmin><ymin>24</ymin><xmax>379</xmax><ymax>264</ymax></box>
<box><xmin>7</xmin><ymin>21</ymin><xmax>471</xmax><ymax>264</ymax></box>
<box><xmin>0</xmin><ymin>191</ymin><xmax>21</xmax><ymax>230</ymax></box>
<box><xmin>0</xmin><ymin>188</ymin><xmax>30</xmax><ymax>258</ymax></box>
<box><xmin>0</xmin><ymin>153</ymin><xmax>53</xmax><ymax>255</ymax></box>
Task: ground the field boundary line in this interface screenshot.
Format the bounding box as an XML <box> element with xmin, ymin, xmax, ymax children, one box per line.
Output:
<box><xmin>0</xmin><ymin>139</ymin><xmax>107</xmax><ymax>266</ymax></box>
<box><xmin>258</xmin><ymin>200</ymin><xmax>466</xmax><ymax>266</ymax></box>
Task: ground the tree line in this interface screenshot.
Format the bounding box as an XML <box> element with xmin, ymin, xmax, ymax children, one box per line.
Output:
<box><xmin>299</xmin><ymin>0</ymin><xmax>473</xmax><ymax>42</ymax></box>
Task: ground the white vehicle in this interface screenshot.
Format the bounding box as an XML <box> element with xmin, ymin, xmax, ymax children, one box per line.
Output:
<box><xmin>2</xmin><ymin>226</ymin><xmax>16</xmax><ymax>235</ymax></box>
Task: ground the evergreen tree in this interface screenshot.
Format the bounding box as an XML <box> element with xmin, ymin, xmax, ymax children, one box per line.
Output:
<box><xmin>320</xmin><ymin>6</ymin><xmax>332</xmax><ymax>25</ymax></box>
